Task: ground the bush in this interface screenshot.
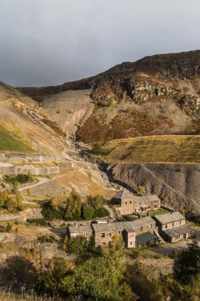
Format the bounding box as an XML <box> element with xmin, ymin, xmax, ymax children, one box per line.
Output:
<box><xmin>174</xmin><ymin>244</ymin><xmax>200</xmax><ymax>284</ymax></box>
<box><xmin>62</xmin><ymin>251</ymin><xmax>134</xmax><ymax>301</ymax></box>
<box><xmin>4</xmin><ymin>174</ymin><xmax>34</xmax><ymax>187</ymax></box>
<box><xmin>27</xmin><ymin>218</ymin><xmax>48</xmax><ymax>226</ymax></box>
<box><xmin>41</xmin><ymin>200</ymin><xmax>63</xmax><ymax>221</ymax></box>
<box><xmin>82</xmin><ymin>205</ymin><xmax>95</xmax><ymax>220</ymax></box>
<box><xmin>67</xmin><ymin>237</ymin><xmax>95</xmax><ymax>257</ymax></box>
<box><xmin>36</xmin><ymin>257</ymin><xmax>71</xmax><ymax>297</ymax></box>
<box><xmin>41</xmin><ymin>194</ymin><xmax>109</xmax><ymax>222</ymax></box>
<box><xmin>0</xmin><ymin>256</ymin><xmax>37</xmax><ymax>292</ymax></box>
<box><xmin>62</xmin><ymin>192</ymin><xmax>82</xmax><ymax>221</ymax></box>
<box><xmin>81</xmin><ymin>195</ymin><xmax>109</xmax><ymax>220</ymax></box>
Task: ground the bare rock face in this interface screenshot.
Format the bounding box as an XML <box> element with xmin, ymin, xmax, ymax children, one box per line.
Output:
<box><xmin>109</xmin><ymin>163</ymin><xmax>200</xmax><ymax>213</ymax></box>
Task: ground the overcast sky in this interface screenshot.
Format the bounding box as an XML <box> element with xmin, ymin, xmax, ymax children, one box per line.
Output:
<box><xmin>0</xmin><ymin>0</ymin><xmax>200</xmax><ymax>86</ymax></box>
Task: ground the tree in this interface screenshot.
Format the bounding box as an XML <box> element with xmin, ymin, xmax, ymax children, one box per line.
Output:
<box><xmin>82</xmin><ymin>204</ymin><xmax>95</xmax><ymax>220</ymax></box>
<box><xmin>174</xmin><ymin>244</ymin><xmax>200</xmax><ymax>284</ymax></box>
<box><xmin>62</xmin><ymin>251</ymin><xmax>134</xmax><ymax>301</ymax></box>
<box><xmin>1</xmin><ymin>256</ymin><xmax>37</xmax><ymax>292</ymax></box>
<box><xmin>36</xmin><ymin>257</ymin><xmax>71</xmax><ymax>296</ymax></box>
<box><xmin>41</xmin><ymin>200</ymin><xmax>62</xmax><ymax>220</ymax></box>
<box><xmin>62</xmin><ymin>192</ymin><xmax>82</xmax><ymax>221</ymax></box>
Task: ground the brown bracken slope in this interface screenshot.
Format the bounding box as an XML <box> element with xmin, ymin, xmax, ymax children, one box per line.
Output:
<box><xmin>20</xmin><ymin>50</ymin><xmax>200</xmax><ymax>144</ymax></box>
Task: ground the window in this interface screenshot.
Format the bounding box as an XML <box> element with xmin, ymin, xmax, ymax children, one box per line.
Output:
<box><xmin>101</xmin><ymin>233</ymin><xmax>105</xmax><ymax>238</ymax></box>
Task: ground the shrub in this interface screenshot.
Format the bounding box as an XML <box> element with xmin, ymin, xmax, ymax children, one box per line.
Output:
<box><xmin>81</xmin><ymin>195</ymin><xmax>109</xmax><ymax>220</ymax></box>
<box><xmin>41</xmin><ymin>194</ymin><xmax>109</xmax><ymax>222</ymax></box>
<box><xmin>36</xmin><ymin>257</ymin><xmax>71</xmax><ymax>297</ymax></box>
<box><xmin>0</xmin><ymin>256</ymin><xmax>37</xmax><ymax>292</ymax></box>
<box><xmin>82</xmin><ymin>205</ymin><xmax>95</xmax><ymax>220</ymax></box>
<box><xmin>67</xmin><ymin>237</ymin><xmax>95</xmax><ymax>257</ymax></box>
<box><xmin>62</xmin><ymin>251</ymin><xmax>134</xmax><ymax>301</ymax></box>
<box><xmin>4</xmin><ymin>174</ymin><xmax>34</xmax><ymax>187</ymax></box>
<box><xmin>27</xmin><ymin>218</ymin><xmax>48</xmax><ymax>226</ymax></box>
<box><xmin>62</xmin><ymin>192</ymin><xmax>82</xmax><ymax>221</ymax></box>
<box><xmin>174</xmin><ymin>244</ymin><xmax>200</xmax><ymax>284</ymax></box>
<box><xmin>41</xmin><ymin>200</ymin><xmax>63</xmax><ymax>221</ymax></box>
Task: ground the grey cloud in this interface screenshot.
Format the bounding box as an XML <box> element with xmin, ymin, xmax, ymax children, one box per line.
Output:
<box><xmin>0</xmin><ymin>0</ymin><xmax>200</xmax><ymax>86</ymax></box>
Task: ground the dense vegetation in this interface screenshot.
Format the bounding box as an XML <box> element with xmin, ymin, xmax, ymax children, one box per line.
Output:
<box><xmin>4</xmin><ymin>174</ymin><xmax>35</xmax><ymax>187</ymax></box>
<box><xmin>1</xmin><ymin>238</ymin><xmax>200</xmax><ymax>300</ymax></box>
<box><xmin>1</xmin><ymin>241</ymin><xmax>134</xmax><ymax>301</ymax></box>
<box><xmin>41</xmin><ymin>193</ymin><xmax>109</xmax><ymax>221</ymax></box>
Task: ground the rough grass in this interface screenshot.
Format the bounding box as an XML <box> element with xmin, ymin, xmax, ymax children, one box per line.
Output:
<box><xmin>0</xmin><ymin>291</ymin><xmax>62</xmax><ymax>301</ymax></box>
<box><xmin>0</xmin><ymin>127</ymin><xmax>31</xmax><ymax>152</ymax></box>
<box><xmin>77</xmin><ymin>107</ymin><xmax>172</xmax><ymax>144</ymax></box>
<box><xmin>95</xmin><ymin>135</ymin><xmax>200</xmax><ymax>163</ymax></box>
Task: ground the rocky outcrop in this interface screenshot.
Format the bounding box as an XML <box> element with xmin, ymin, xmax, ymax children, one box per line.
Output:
<box><xmin>109</xmin><ymin>163</ymin><xmax>200</xmax><ymax>213</ymax></box>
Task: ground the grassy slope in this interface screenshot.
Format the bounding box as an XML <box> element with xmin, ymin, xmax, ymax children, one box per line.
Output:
<box><xmin>0</xmin><ymin>127</ymin><xmax>32</xmax><ymax>152</ymax></box>
<box><xmin>94</xmin><ymin>135</ymin><xmax>200</xmax><ymax>163</ymax></box>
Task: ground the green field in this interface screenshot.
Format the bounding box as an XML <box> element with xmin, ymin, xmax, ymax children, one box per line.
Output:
<box><xmin>94</xmin><ymin>135</ymin><xmax>200</xmax><ymax>163</ymax></box>
<box><xmin>0</xmin><ymin>127</ymin><xmax>31</xmax><ymax>152</ymax></box>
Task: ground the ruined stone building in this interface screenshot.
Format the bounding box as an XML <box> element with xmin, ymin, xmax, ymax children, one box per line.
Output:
<box><xmin>67</xmin><ymin>211</ymin><xmax>190</xmax><ymax>248</ymax></box>
<box><xmin>68</xmin><ymin>223</ymin><xmax>93</xmax><ymax>241</ymax></box>
<box><xmin>92</xmin><ymin>216</ymin><xmax>156</xmax><ymax>248</ymax></box>
<box><xmin>113</xmin><ymin>190</ymin><xmax>161</xmax><ymax>216</ymax></box>
<box><xmin>154</xmin><ymin>212</ymin><xmax>190</xmax><ymax>243</ymax></box>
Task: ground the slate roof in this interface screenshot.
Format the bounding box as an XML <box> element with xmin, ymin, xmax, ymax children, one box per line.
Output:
<box><xmin>68</xmin><ymin>224</ymin><xmax>92</xmax><ymax>236</ymax></box>
<box><xmin>92</xmin><ymin>216</ymin><xmax>156</xmax><ymax>233</ymax></box>
<box><xmin>164</xmin><ymin>225</ymin><xmax>191</xmax><ymax>239</ymax></box>
<box><xmin>154</xmin><ymin>212</ymin><xmax>185</xmax><ymax>225</ymax></box>
<box><xmin>114</xmin><ymin>190</ymin><xmax>160</xmax><ymax>204</ymax></box>
<box><xmin>136</xmin><ymin>232</ymin><xmax>158</xmax><ymax>245</ymax></box>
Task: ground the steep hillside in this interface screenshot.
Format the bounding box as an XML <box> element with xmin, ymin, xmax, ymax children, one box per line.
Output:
<box><xmin>77</xmin><ymin>51</ymin><xmax>200</xmax><ymax>143</ymax></box>
<box><xmin>89</xmin><ymin>135</ymin><xmax>200</xmax><ymax>212</ymax></box>
<box><xmin>42</xmin><ymin>89</ymin><xmax>94</xmax><ymax>140</ymax></box>
<box><xmin>0</xmin><ymin>84</ymin><xmax>66</xmax><ymax>156</ymax></box>
<box><xmin>20</xmin><ymin>50</ymin><xmax>200</xmax><ymax>144</ymax></box>
<box><xmin>11</xmin><ymin>50</ymin><xmax>200</xmax><ymax>211</ymax></box>
<box><xmin>92</xmin><ymin>135</ymin><xmax>200</xmax><ymax>163</ymax></box>
<box><xmin>109</xmin><ymin>163</ymin><xmax>200</xmax><ymax>213</ymax></box>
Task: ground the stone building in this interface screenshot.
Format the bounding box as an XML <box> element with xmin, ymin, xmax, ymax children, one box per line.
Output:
<box><xmin>68</xmin><ymin>222</ymin><xmax>93</xmax><ymax>241</ymax></box>
<box><xmin>113</xmin><ymin>190</ymin><xmax>161</xmax><ymax>216</ymax></box>
<box><xmin>154</xmin><ymin>212</ymin><xmax>190</xmax><ymax>243</ymax></box>
<box><xmin>92</xmin><ymin>216</ymin><xmax>156</xmax><ymax>248</ymax></box>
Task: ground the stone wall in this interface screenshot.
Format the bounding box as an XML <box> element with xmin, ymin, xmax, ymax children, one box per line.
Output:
<box><xmin>0</xmin><ymin>162</ymin><xmax>60</xmax><ymax>176</ymax></box>
<box><xmin>0</xmin><ymin>208</ymin><xmax>42</xmax><ymax>223</ymax></box>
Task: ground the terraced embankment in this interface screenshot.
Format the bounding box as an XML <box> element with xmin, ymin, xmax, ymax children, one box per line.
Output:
<box><xmin>93</xmin><ymin>135</ymin><xmax>200</xmax><ymax>213</ymax></box>
<box><xmin>95</xmin><ymin>135</ymin><xmax>200</xmax><ymax>164</ymax></box>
